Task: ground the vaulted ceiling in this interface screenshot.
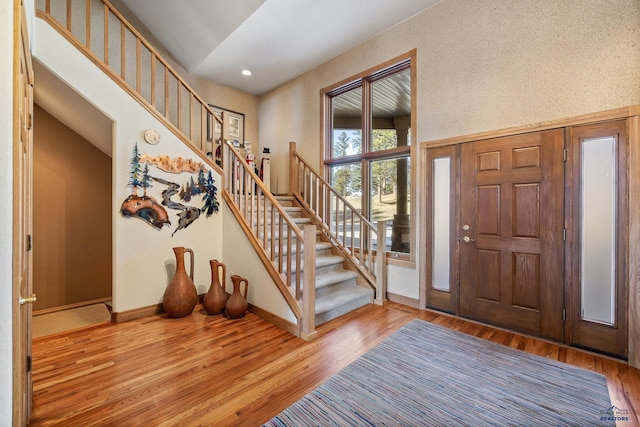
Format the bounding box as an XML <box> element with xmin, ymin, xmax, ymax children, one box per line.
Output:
<box><xmin>34</xmin><ymin>1</ymin><xmax>441</xmax><ymax>155</ymax></box>
<box><xmin>119</xmin><ymin>0</ymin><xmax>441</xmax><ymax>95</ymax></box>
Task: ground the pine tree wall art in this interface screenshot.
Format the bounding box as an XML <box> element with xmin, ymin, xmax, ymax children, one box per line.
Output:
<box><xmin>120</xmin><ymin>143</ymin><xmax>219</xmax><ymax>235</ymax></box>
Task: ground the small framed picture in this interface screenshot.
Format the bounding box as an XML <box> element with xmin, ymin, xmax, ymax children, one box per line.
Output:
<box><xmin>207</xmin><ymin>105</ymin><xmax>244</xmax><ymax>144</ymax></box>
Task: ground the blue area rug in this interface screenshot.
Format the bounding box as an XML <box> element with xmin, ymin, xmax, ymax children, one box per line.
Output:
<box><xmin>264</xmin><ymin>320</ymin><xmax>614</xmax><ymax>426</ymax></box>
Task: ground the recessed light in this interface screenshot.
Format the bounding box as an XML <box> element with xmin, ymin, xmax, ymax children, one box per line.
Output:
<box><xmin>242</xmin><ymin>69</ymin><xmax>252</xmax><ymax>76</ymax></box>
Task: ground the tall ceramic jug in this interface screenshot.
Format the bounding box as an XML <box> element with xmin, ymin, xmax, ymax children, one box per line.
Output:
<box><xmin>162</xmin><ymin>247</ymin><xmax>198</xmax><ymax>318</ymax></box>
<box><xmin>225</xmin><ymin>275</ymin><xmax>248</xmax><ymax>319</ymax></box>
<box><xmin>203</xmin><ymin>259</ymin><xmax>227</xmax><ymax>315</ymax></box>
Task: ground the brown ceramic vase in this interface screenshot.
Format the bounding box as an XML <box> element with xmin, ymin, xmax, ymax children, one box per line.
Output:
<box><xmin>203</xmin><ymin>259</ymin><xmax>227</xmax><ymax>315</ymax></box>
<box><xmin>162</xmin><ymin>247</ymin><xmax>198</xmax><ymax>318</ymax></box>
<box><xmin>225</xmin><ymin>275</ymin><xmax>248</xmax><ymax>319</ymax></box>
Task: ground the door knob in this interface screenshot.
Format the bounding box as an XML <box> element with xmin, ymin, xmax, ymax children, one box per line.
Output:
<box><xmin>19</xmin><ymin>294</ymin><xmax>37</xmax><ymax>305</ymax></box>
<box><xmin>462</xmin><ymin>224</ymin><xmax>470</xmax><ymax>231</ymax></box>
<box><xmin>462</xmin><ymin>236</ymin><xmax>475</xmax><ymax>244</ymax></box>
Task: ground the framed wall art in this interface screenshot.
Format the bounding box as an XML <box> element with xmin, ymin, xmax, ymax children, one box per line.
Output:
<box><xmin>207</xmin><ymin>104</ymin><xmax>245</xmax><ymax>144</ymax></box>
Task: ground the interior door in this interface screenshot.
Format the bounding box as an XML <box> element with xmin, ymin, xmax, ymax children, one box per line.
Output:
<box><xmin>459</xmin><ymin>129</ymin><xmax>564</xmax><ymax>341</ymax></box>
<box><xmin>567</xmin><ymin>120</ymin><xmax>627</xmax><ymax>358</ymax></box>
<box><xmin>14</xmin><ymin>5</ymin><xmax>35</xmax><ymax>423</ymax></box>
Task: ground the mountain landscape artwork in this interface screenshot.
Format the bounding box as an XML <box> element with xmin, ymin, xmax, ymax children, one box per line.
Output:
<box><xmin>120</xmin><ymin>143</ymin><xmax>219</xmax><ymax>235</ymax></box>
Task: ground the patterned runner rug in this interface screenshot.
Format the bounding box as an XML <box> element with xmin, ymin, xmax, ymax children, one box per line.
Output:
<box><xmin>265</xmin><ymin>320</ymin><xmax>614</xmax><ymax>426</ymax></box>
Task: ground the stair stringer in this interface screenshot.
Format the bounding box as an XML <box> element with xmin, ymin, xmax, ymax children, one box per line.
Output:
<box><xmin>35</xmin><ymin>11</ymin><xmax>307</xmax><ymax>336</ymax></box>
<box><xmin>35</xmin><ymin>5</ymin><xmax>226</xmax><ymax>178</ymax></box>
<box><xmin>221</xmin><ymin>194</ymin><xmax>305</xmax><ymax>336</ymax></box>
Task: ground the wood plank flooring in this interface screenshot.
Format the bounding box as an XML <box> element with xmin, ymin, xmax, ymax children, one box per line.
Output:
<box><xmin>28</xmin><ymin>302</ymin><xmax>640</xmax><ymax>426</ymax></box>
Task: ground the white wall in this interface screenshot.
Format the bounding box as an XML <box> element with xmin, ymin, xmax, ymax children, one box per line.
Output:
<box><xmin>31</xmin><ymin>15</ymin><xmax>296</xmax><ymax>322</ymax></box>
<box><xmin>0</xmin><ymin>0</ymin><xmax>15</xmax><ymax>421</ymax></box>
<box><xmin>258</xmin><ymin>0</ymin><xmax>640</xmax><ymax>300</ymax></box>
<box><xmin>33</xmin><ymin>20</ymin><xmax>225</xmax><ymax>313</ymax></box>
<box><xmin>221</xmin><ymin>203</ymin><xmax>296</xmax><ymax>324</ymax></box>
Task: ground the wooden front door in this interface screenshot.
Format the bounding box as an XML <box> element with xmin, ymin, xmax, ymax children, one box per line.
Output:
<box><xmin>459</xmin><ymin>129</ymin><xmax>565</xmax><ymax>341</ymax></box>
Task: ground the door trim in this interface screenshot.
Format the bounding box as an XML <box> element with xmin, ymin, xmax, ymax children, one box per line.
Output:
<box><xmin>629</xmin><ymin>115</ymin><xmax>640</xmax><ymax>367</ymax></box>
<box><xmin>13</xmin><ymin>2</ymin><xmax>34</xmax><ymax>423</ymax></box>
<box><xmin>419</xmin><ymin>105</ymin><xmax>640</xmax><ymax>366</ymax></box>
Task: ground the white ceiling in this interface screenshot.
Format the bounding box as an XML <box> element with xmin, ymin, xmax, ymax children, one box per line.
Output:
<box><xmin>33</xmin><ymin>0</ymin><xmax>441</xmax><ymax>155</ymax></box>
<box><xmin>120</xmin><ymin>0</ymin><xmax>441</xmax><ymax>95</ymax></box>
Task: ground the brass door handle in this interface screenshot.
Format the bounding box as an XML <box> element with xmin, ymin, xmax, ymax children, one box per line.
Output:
<box><xmin>462</xmin><ymin>236</ymin><xmax>475</xmax><ymax>244</ymax></box>
<box><xmin>19</xmin><ymin>294</ymin><xmax>37</xmax><ymax>305</ymax></box>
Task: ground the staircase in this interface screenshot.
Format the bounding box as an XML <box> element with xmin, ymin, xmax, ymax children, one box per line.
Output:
<box><xmin>36</xmin><ymin>0</ymin><xmax>384</xmax><ymax>340</ymax></box>
<box><xmin>275</xmin><ymin>196</ymin><xmax>373</xmax><ymax>325</ymax></box>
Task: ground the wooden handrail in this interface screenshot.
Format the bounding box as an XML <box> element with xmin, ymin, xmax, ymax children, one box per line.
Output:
<box><xmin>289</xmin><ymin>141</ymin><xmax>385</xmax><ymax>294</ymax></box>
<box><xmin>222</xmin><ymin>140</ymin><xmax>316</xmax><ymax>336</ymax></box>
<box><xmin>291</xmin><ymin>145</ymin><xmax>376</xmax><ymax>232</ymax></box>
<box><xmin>36</xmin><ymin>0</ymin><xmax>226</xmax><ymax>171</ymax></box>
<box><xmin>37</xmin><ymin>0</ymin><xmax>318</xmax><ymax>338</ymax></box>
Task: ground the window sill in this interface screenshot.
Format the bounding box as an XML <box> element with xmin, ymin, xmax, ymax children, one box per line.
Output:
<box><xmin>386</xmin><ymin>252</ymin><xmax>415</xmax><ymax>268</ymax></box>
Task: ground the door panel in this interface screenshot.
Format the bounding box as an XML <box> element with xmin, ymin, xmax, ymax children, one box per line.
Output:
<box><xmin>567</xmin><ymin>120</ymin><xmax>627</xmax><ymax>358</ymax></box>
<box><xmin>460</xmin><ymin>129</ymin><xmax>564</xmax><ymax>341</ymax></box>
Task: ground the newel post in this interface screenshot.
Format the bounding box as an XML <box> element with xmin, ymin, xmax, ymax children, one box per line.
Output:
<box><xmin>374</xmin><ymin>220</ymin><xmax>388</xmax><ymax>306</ymax></box>
<box><xmin>301</xmin><ymin>224</ymin><xmax>317</xmax><ymax>340</ymax></box>
<box><xmin>289</xmin><ymin>141</ymin><xmax>297</xmax><ymax>196</ymax></box>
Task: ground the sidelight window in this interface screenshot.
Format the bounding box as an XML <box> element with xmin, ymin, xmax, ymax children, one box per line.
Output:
<box><xmin>580</xmin><ymin>136</ymin><xmax>617</xmax><ymax>325</ymax></box>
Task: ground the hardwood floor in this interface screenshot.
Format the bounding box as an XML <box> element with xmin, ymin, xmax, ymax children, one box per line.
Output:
<box><xmin>28</xmin><ymin>302</ymin><xmax>640</xmax><ymax>426</ymax></box>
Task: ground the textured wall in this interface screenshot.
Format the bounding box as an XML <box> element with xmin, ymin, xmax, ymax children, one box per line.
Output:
<box><xmin>262</xmin><ymin>0</ymin><xmax>640</xmax><ymax>173</ymax></box>
<box><xmin>415</xmin><ymin>0</ymin><xmax>640</xmax><ymax>139</ymax></box>
<box><xmin>258</xmin><ymin>0</ymin><xmax>640</xmax><ymax>298</ymax></box>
